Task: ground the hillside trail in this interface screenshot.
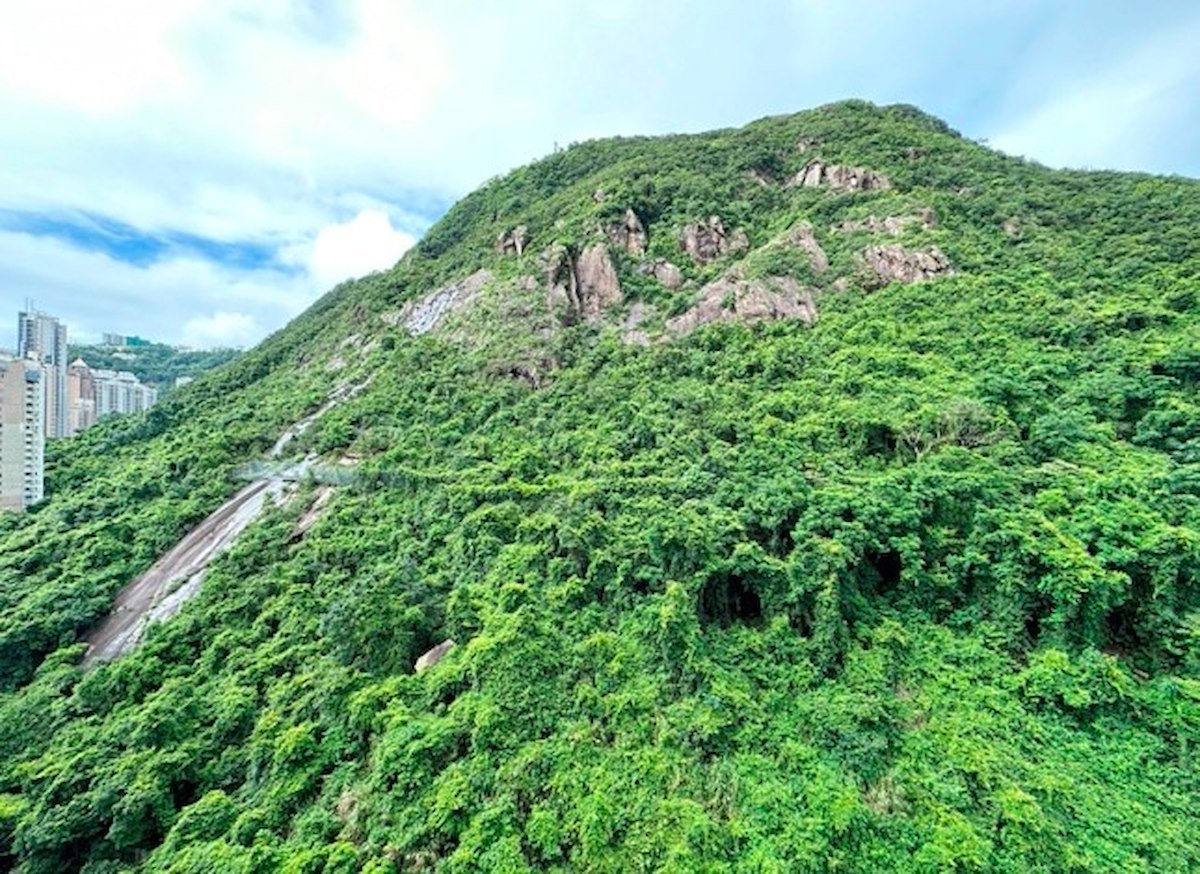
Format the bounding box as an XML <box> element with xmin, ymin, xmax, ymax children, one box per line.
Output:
<box><xmin>80</xmin><ymin>381</ymin><xmax>367</xmax><ymax>666</ymax></box>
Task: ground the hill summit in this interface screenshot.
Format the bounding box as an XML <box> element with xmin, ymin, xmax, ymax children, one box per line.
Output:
<box><xmin>1</xmin><ymin>100</ymin><xmax>1198</xmax><ymax>871</ymax></box>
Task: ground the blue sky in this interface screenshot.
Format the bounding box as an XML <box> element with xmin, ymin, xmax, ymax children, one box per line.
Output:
<box><xmin>1</xmin><ymin>0</ymin><xmax>1198</xmax><ymax>348</ymax></box>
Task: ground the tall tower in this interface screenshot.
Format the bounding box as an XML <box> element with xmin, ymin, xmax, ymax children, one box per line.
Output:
<box><xmin>0</xmin><ymin>355</ymin><xmax>46</xmax><ymax>512</ymax></box>
<box><xmin>66</xmin><ymin>358</ymin><xmax>96</xmax><ymax>436</ymax></box>
<box><xmin>18</xmin><ymin>310</ymin><xmax>68</xmax><ymax>439</ymax></box>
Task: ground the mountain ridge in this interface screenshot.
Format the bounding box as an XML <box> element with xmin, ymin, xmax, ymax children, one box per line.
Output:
<box><xmin>0</xmin><ymin>100</ymin><xmax>1197</xmax><ymax>871</ymax></box>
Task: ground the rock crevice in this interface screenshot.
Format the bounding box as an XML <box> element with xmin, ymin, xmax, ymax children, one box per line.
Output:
<box><xmin>545</xmin><ymin>244</ymin><xmax>624</xmax><ymax>325</ymax></box>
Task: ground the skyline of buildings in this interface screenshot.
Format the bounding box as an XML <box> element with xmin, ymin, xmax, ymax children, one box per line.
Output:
<box><xmin>2</xmin><ymin>308</ymin><xmax>160</xmax><ymax>512</ymax></box>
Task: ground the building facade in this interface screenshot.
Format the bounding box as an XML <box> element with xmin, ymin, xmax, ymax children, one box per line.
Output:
<box><xmin>18</xmin><ymin>310</ymin><xmax>68</xmax><ymax>439</ymax></box>
<box><xmin>0</xmin><ymin>355</ymin><xmax>46</xmax><ymax>512</ymax></box>
<box><xmin>93</xmin><ymin>368</ymin><xmax>158</xmax><ymax>418</ymax></box>
<box><xmin>66</xmin><ymin>358</ymin><xmax>97</xmax><ymax>436</ymax></box>
<box><xmin>56</xmin><ymin>358</ymin><xmax>159</xmax><ymax>437</ymax></box>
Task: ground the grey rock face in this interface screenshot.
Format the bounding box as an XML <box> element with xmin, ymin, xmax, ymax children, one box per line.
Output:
<box><xmin>680</xmin><ymin>216</ymin><xmax>751</xmax><ymax>264</ymax></box>
<box><xmin>496</xmin><ymin>226</ymin><xmax>530</xmax><ymax>256</ymax></box>
<box><xmin>861</xmin><ymin>245</ymin><xmax>953</xmax><ymax>287</ymax></box>
<box><xmin>545</xmin><ymin>244</ymin><xmax>623</xmax><ymax>326</ymax></box>
<box><xmin>790</xmin><ymin>161</ymin><xmax>891</xmax><ymax>192</ymax></box>
<box><xmin>665</xmin><ymin>273</ymin><xmax>818</xmax><ymax>335</ymax></box>
<box><xmin>836</xmin><ymin>208</ymin><xmax>938</xmax><ymax>235</ymax></box>
<box><xmin>607</xmin><ymin>208</ymin><xmax>648</xmax><ymax>256</ymax></box>
<box><xmin>786</xmin><ymin>223</ymin><xmax>829</xmax><ymax>274</ymax></box>
<box><xmin>394</xmin><ymin>270</ymin><xmax>494</xmax><ymax>335</ymax></box>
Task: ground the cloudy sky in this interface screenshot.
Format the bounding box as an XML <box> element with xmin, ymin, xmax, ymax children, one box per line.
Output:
<box><xmin>1</xmin><ymin>0</ymin><xmax>1198</xmax><ymax>348</ymax></box>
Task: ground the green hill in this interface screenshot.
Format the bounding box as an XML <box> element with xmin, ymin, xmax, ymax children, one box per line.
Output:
<box><xmin>67</xmin><ymin>342</ymin><xmax>241</xmax><ymax>390</ymax></box>
<box><xmin>1</xmin><ymin>100</ymin><xmax>1197</xmax><ymax>871</ymax></box>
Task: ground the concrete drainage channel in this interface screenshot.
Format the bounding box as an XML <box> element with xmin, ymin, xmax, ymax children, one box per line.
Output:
<box><xmin>81</xmin><ymin>477</ymin><xmax>294</xmax><ymax>665</ymax></box>
<box><xmin>80</xmin><ymin>380</ymin><xmax>370</xmax><ymax>667</ymax></box>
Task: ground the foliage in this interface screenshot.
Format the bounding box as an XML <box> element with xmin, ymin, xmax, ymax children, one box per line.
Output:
<box><xmin>68</xmin><ymin>342</ymin><xmax>241</xmax><ymax>391</ymax></box>
<box><xmin>0</xmin><ymin>100</ymin><xmax>1197</xmax><ymax>871</ymax></box>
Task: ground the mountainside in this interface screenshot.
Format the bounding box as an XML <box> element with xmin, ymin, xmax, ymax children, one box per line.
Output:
<box><xmin>1</xmin><ymin>100</ymin><xmax>1198</xmax><ymax>871</ymax></box>
<box><xmin>67</xmin><ymin>343</ymin><xmax>241</xmax><ymax>391</ymax></box>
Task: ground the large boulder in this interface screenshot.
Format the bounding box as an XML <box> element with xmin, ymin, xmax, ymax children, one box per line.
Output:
<box><xmin>640</xmin><ymin>259</ymin><xmax>683</xmax><ymax>289</ymax></box>
<box><xmin>415</xmin><ymin>639</ymin><xmax>456</xmax><ymax>673</ymax></box>
<box><xmin>576</xmin><ymin>244</ymin><xmax>623</xmax><ymax>319</ymax></box>
<box><xmin>786</xmin><ymin>223</ymin><xmax>829</xmax><ymax>274</ymax></box>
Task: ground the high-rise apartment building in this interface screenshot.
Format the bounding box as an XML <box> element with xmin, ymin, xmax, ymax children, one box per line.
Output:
<box><xmin>66</xmin><ymin>358</ymin><xmax>97</xmax><ymax>436</ymax></box>
<box><xmin>18</xmin><ymin>310</ymin><xmax>68</xmax><ymax>439</ymax></box>
<box><xmin>93</xmin><ymin>368</ymin><xmax>158</xmax><ymax>417</ymax></box>
<box><xmin>57</xmin><ymin>358</ymin><xmax>159</xmax><ymax>437</ymax></box>
<box><xmin>0</xmin><ymin>354</ymin><xmax>46</xmax><ymax>512</ymax></box>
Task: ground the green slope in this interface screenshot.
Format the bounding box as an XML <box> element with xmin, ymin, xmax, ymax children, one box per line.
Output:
<box><xmin>1</xmin><ymin>100</ymin><xmax>1198</xmax><ymax>871</ymax></box>
<box><xmin>66</xmin><ymin>343</ymin><xmax>241</xmax><ymax>391</ymax></box>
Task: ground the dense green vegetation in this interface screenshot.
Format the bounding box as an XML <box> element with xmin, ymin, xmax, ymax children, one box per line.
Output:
<box><xmin>0</xmin><ymin>101</ymin><xmax>1197</xmax><ymax>871</ymax></box>
<box><xmin>69</xmin><ymin>342</ymin><xmax>241</xmax><ymax>389</ymax></box>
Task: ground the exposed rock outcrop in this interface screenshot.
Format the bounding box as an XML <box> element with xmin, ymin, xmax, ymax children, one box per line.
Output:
<box><xmin>786</xmin><ymin>223</ymin><xmax>829</xmax><ymax>274</ymax></box>
<box><xmin>790</xmin><ymin>161</ymin><xmax>891</xmax><ymax>192</ymax></box>
<box><xmin>495</xmin><ymin>225</ymin><xmax>529</xmax><ymax>256</ymax></box>
<box><xmin>415</xmin><ymin>639</ymin><xmax>456</xmax><ymax>673</ymax></box>
<box><xmin>545</xmin><ymin>244</ymin><xmax>623</xmax><ymax>325</ymax></box>
<box><xmin>666</xmin><ymin>272</ymin><xmax>817</xmax><ymax>335</ymax></box>
<box><xmin>382</xmin><ymin>269</ymin><xmax>493</xmax><ymax>335</ymax></box>
<box><xmin>1002</xmin><ymin>217</ymin><xmax>1022</xmax><ymax>238</ymax></box>
<box><xmin>862</xmin><ymin>245</ymin><xmax>953</xmax><ymax>287</ymax></box>
<box><xmin>576</xmin><ymin>245</ymin><xmax>622</xmax><ymax>317</ymax></box>
<box><xmin>836</xmin><ymin>208</ymin><xmax>937</xmax><ymax>235</ymax></box>
<box><xmin>680</xmin><ymin>216</ymin><xmax>750</xmax><ymax>264</ymax></box>
<box><xmin>640</xmin><ymin>259</ymin><xmax>683</xmax><ymax>289</ymax></box>
<box><xmin>606</xmin><ymin>208</ymin><xmax>647</xmax><ymax>256</ymax></box>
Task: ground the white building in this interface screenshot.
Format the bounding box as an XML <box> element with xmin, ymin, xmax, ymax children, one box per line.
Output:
<box><xmin>0</xmin><ymin>354</ymin><xmax>46</xmax><ymax>512</ymax></box>
<box><xmin>93</xmin><ymin>368</ymin><xmax>158</xmax><ymax>418</ymax></box>
<box><xmin>18</xmin><ymin>310</ymin><xmax>68</xmax><ymax>439</ymax></box>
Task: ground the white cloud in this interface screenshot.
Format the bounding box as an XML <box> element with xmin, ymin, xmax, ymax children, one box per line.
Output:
<box><xmin>0</xmin><ymin>1</ymin><xmax>198</xmax><ymax>114</ymax></box>
<box><xmin>304</xmin><ymin>209</ymin><xmax>416</xmax><ymax>291</ymax></box>
<box><xmin>0</xmin><ymin>230</ymin><xmax>314</xmax><ymax>348</ymax></box>
<box><xmin>181</xmin><ymin>311</ymin><xmax>261</xmax><ymax>349</ymax></box>
<box><xmin>2</xmin><ymin>2</ymin><xmax>1199</xmax><ymax>347</ymax></box>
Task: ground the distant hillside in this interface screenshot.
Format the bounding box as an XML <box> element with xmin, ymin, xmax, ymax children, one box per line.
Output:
<box><xmin>0</xmin><ymin>100</ymin><xmax>1197</xmax><ymax>871</ymax></box>
<box><xmin>68</xmin><ymin>341</ymin><xmax>240</xmax><ymax>388</ymax></box>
